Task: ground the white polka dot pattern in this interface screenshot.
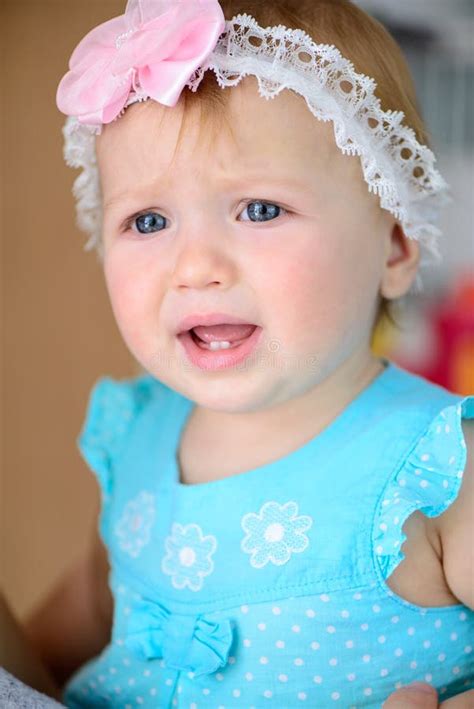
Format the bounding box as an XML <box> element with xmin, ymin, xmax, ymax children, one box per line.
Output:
<box><xmin>63</xmin><ymin>581</ymin><xmax>474</xmax><ymax>708</ymax></box>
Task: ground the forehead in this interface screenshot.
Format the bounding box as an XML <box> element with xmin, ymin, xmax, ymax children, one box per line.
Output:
<box><xmin>96</xmin><ymin>77</ymin><xmax>359</xmax><ymax>202</ymax></box>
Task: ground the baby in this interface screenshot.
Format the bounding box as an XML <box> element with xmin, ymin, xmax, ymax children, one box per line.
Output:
<box><xmin>22</xmin><ymin>0</ymin><xmax>474</xmax><ymax>707</ymax></box>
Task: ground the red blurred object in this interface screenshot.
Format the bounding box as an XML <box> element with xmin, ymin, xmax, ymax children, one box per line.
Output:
<box><xmin>412</xmin><ymin>275</ymin><xmax>474</xmax><ymax>395</ymax></box>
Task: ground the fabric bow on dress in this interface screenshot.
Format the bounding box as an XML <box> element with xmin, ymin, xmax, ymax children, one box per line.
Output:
<box><xmin>56</xmin><ymin>0</ymin><xmax>226</xmax><ymax>126</ymax></box>
<box><xmin>124</xmin><ymin>596</ymin><xmax>234</xmax><ymax>678</ymax></box>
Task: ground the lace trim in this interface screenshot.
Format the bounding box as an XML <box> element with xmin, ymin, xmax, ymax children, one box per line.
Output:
<box><xmin>62</xmin><ymin>14</ymin><xmax>452</xmax><ymax>292</ymax></box>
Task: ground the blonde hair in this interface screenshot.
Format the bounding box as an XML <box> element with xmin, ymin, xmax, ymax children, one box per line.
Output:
<box><xmin>107</xmin><ymin>0</ymin><xmax>431</xmax><ymax>330</ymax></box>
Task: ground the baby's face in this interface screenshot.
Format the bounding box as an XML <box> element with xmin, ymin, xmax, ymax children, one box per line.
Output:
<box><xmin>97</xmin><ymin>78</ymin><xmax>392</xmax><ymax>412</ymax></box>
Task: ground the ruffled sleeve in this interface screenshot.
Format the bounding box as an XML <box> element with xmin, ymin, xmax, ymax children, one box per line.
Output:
<box><xmin>77</xmin><ymin>373</ymin><xmax>159</xmax><ymax>500</ymax></box>
<box><xmin>373</xmin><ymin>394</ymin><xmax>474</xmax><ymax>580</ymax></box>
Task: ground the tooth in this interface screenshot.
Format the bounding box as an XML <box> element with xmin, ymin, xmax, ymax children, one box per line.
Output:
<box><xmin>209</xmin><ymin>341</ymin><xmax>231</xmax><ymax>350</ymax></box>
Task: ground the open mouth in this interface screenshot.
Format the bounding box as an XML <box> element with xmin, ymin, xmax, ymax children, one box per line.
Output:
<box><xmin>177</xmin><ymin>324</ymin><xmax>263</xmax><ymax>371</ymax></box>
<box><xmin>188</xmin><ymin>325</ymin><xmax>257</xmax><ymax>350</ymax></box>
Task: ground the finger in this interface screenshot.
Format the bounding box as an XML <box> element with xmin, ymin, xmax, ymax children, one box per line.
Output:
<box><xmin>440</xmin><ymin>689</ymin><xmax>474</xmax><ymax>707</ymax></box>
<box><xmin>383</xmin><ymin>682</ymin><xmax>439</xmax><ymax>708</ymax></box>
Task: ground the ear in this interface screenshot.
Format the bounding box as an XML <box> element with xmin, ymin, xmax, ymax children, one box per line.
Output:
<box><xmin>380</xmin><ymin>222</ymin><xmax>420</xmax><ymax>299</ymax></box>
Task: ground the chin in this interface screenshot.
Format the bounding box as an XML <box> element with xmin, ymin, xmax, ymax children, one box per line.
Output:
<box><xmin>178</xmin><ymin>371</ymin><xmax>284</xmax><ymax>415</ymax></box>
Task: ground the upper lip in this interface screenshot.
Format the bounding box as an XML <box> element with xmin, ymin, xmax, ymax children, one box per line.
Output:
<box><xmin>175</xmin><ymin>312</ymin><xmax>258</xmax><ymax>335</ymax></box>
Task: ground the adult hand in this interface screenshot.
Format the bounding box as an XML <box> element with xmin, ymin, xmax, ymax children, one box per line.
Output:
<box><xmin>383</xmin><ymin>683</ymin><xmax>438</xmax><ymax>708</ymax></box>
<box><xmin>383</xmin><ymin>683</ymin><xmax>474</xmax><ymax>708</ymax></box>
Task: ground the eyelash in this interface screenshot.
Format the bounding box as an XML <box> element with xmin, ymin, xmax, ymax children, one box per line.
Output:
<box><xmin>121</xmin><ymin>200</ymin><xmax>292</xmax><ymax>235</ymax></box>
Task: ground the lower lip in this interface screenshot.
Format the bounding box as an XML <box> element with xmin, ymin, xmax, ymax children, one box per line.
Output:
<box><xmin>177</xmin><ymin>326</ymin><xmax>263</xmax><ymax>371</ymax></box>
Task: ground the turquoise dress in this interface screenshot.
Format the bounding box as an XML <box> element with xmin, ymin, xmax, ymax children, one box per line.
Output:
<box><xmin>62</xmin><ymin>359</ymin><xmax>474</xmax><ymax>708</ymax></box>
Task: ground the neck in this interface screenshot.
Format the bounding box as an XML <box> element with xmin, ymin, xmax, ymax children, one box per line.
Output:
<box><xmin>179</xmin><ymin>349</ymin><xmax>386</xmax><ymax>481</ymax></box>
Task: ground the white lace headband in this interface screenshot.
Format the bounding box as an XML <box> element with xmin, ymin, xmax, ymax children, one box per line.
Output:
<box><xmin>58</xmin><ymin>4</ymin><xmax>452</xmax><ymax>293</ymax></box>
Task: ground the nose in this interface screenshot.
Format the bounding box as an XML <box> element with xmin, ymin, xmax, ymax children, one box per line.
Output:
<box><xmin>171</xmin><ymin>222</ymin><xmax>237</xmax><ymax>291</ymax></box>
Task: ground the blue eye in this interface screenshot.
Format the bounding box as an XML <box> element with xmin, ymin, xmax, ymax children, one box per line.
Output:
<box><xmin>129</xmin><ymin>212</ymin><xmax>166</xmax><ymax>235</ymax></box>
<box><xmin>240</xmin><ymin>201</ymin><xmax>286</xmax><ymax>223</ymax></box>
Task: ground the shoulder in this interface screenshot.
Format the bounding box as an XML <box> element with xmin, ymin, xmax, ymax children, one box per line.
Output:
<box><xmin>82</xmin><ymin>371</ymin><xmax>165</xmax><ymax>421</ymax></box>
<box><xmin>432</xmin><ymin>417</ymin><xmax>474</xmax><ymax>609</ymax></box>
<box><xmin>371</xmin><ymin>362</ymin><xmax>469</xmax><ymax>442</ymax></box>
<box><xmin>77</xmin><ymin>372</ymin><xmax>168</xmax><ymax>495</ymax></box>
<box><xmin>372</xmin><ymin>368</ymin><xmax>474</xmax><ymax>590</ymax></box>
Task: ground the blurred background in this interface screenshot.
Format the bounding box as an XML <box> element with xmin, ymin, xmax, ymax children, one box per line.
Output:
<box><xmin>1</xmin><ymin>0</ymin><xmax>473</xmax><ymax>624</ymax></box>
<box><xmin>358</xmin><ymin>0</ymin><xmax>474</xmax><ymax>393</ymax></box>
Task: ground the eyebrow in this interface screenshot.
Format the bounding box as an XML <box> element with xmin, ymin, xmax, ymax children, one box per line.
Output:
<box><xmin>103</xmin><ymin>175</ymin><xmax>316</xmax><ymax>210</ymax></box>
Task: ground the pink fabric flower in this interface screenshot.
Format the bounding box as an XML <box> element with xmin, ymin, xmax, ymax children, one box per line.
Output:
<box><xmin>56</xmin><ymin>0</ymin><xmax>226</xmax><ymax>126</ymax></box>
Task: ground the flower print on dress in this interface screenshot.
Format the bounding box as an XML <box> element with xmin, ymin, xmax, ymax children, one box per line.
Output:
<box><xmin>162</xmin><ymin>522</ymin><xmax>217</xmax><ymax>591</ymax></box>
<box><xmin>114</xmin><ymin>490</ymin><xmax>156</xmax><ymax>558</ymax></box>
<box><xmin>241</xmin><ymin>500</ymin><xmax>313</xmax><ymax>568</ymax></box>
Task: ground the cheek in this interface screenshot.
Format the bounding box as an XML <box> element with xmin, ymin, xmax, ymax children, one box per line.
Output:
<box><xmin>258</xmin><ymin>225</ymin><xmax>379</xmax><ymax>350</ymax></box>
<box><xmin>103</xmin><ymin>251</ymin><xmax>161</xmax><ymax>346</ymax></box>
